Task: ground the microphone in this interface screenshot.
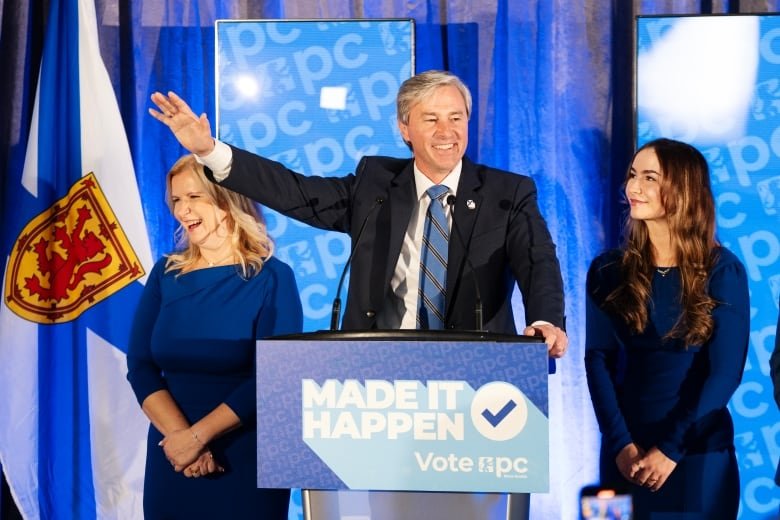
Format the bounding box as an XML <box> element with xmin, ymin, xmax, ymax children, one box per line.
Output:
<box><xmin>330</xmin><ymin>196</ymin><xmax>385</xmax><ymax>330</ymax></box>
<box><xmin>446</xmin><ymin>195</ymin><xmax>483</xmax><ymax>331</ymax></box>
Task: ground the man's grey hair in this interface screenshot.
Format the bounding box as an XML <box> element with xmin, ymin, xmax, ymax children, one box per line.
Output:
<box><xmin>396</xmin><ymin>70</ymin><xmax>472</xmax><ymax>125</ymax></box>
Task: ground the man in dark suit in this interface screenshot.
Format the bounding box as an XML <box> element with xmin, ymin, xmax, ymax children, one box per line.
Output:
<box><xmin>149</xmin><ymin>70</ymin><xmax>568</xmax><ymax>356</ymax></box>
<box><xmin>151</xmin><ymin>69</ymin><xmax>566</xmax><ymax>520</ymax></box>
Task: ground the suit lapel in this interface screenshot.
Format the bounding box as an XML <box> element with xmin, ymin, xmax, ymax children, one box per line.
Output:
<box><xmin>384</xmin><ymin>162</ymin><xmax>416</xmax><ymax>290</ymax></box>
<box><xmin>446</xmin><ymin>158</ymin><xmax>483</xmax><ymax>321</ymax></box>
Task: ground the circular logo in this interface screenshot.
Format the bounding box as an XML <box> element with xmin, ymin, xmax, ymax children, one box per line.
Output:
<box><xmin>470</xmin><ymin>382</ymin><xmax>528</xmax><ymax>441</ymax></box>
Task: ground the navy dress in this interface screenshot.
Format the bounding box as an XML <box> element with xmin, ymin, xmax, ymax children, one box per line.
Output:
<box><xmin>585</xmin><ymin>248</ymin><xmax>749</xmax><ymax>520</ymax></box>
<box><xmin>127</xmin><ymin>257</ymin><xmax>303</xmax><ymax>519</ymax></box>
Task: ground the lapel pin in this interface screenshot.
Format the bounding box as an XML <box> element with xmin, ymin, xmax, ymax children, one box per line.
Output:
<box><xmin>466</xmin><ymin>199</ymin><xmax>476</xmax><ymax>210</ymax></box>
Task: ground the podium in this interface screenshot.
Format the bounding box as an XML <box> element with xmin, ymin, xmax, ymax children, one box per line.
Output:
<box><xmin>256</xmin><ymin>330</ymin><xmax>549</xmax><ymax>520</ymax></box>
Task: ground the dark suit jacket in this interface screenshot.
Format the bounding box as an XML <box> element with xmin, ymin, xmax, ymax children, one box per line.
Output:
<box><xmin>208</xmin><ymin>146</ymin><xmax>565</xmax><ymax>334</ymax></box>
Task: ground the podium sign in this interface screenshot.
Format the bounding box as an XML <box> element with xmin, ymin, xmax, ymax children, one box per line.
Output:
<box><xmin>257</xmin><ymin>335</ymin><xmax>549</xmax><ymax>493</ymax></box>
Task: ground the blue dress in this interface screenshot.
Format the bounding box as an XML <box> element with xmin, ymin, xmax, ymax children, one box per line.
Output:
<box><xmin>585</xmin><ymin>248</ymin><xmax>749</xmax><ymax>520</ymax></box>
<box><xmin>127</xmin><ymin>257</ymin><xmax>303</xmax><ymax>519</ymax></box>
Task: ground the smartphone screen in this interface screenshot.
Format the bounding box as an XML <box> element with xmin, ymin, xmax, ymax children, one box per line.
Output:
<box><xmin>580</xmin><ymin>485</ymin><xmax>633</xmax><ymax>520</ymax></box>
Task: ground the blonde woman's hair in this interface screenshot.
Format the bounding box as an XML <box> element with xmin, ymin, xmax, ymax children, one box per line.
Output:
<box><xmin>396</xmin><ymin>70</ymin><xmax>472</xmax><ymax>125</ymax></box>
<box><xmin>164</xmin><ymin>155</ymin><xmax>273</xmax><ymax>277</ymax></box>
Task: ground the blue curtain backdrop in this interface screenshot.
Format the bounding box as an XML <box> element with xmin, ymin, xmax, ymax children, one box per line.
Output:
<box><xmin>1</xmin><ymin>1</ymin><xmax>779</xmax><ymax>519</ymax></box>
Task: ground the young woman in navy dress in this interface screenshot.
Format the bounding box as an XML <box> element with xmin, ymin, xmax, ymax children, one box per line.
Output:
<box><xmin>585</xmin><ymin>138</ymin><xmax>749</xmax><ymax>519</ymax></box>
<box><xmin>127</xmin><ymin>155</ymin><xmax>302</xmax><ymax>519</ymax></box>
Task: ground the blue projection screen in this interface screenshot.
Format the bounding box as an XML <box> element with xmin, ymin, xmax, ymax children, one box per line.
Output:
<box><xmin>636</xmin><ymin>14</ymin><xmax>780</xmax><ymax>518</ymax></box>
<box><xmin>215</xmin><ymin>19</ymin><xmax>414</xmax><ymax>332</ymax></box>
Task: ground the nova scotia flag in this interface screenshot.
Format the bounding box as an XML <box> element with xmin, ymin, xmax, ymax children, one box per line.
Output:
<box><xmin>0</xmin><ymin>0</ymin><xmax>153</xmax><ymax>518</ymax></box>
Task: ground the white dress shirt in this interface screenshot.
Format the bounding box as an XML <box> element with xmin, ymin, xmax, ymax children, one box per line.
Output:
<box><xmin>376</xmin><ymin>163</ymin><xmax>462</xmax><ymax>329</ymax></box>
<box><xmin>195</xmin><ymin>139</ymin><xmax>233</xmax><ymax>180</ymax></box>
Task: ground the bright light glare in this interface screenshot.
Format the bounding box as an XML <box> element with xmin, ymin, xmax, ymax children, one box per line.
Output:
<box><xmin>320</xmin><ymin>86</ymin><xmax>348</xmax><ymax>110</ymax></box>
<box><xmin>235</xmin><ymin>75</ymin><xmax>260</xmax><ymax>99</ymax></box>
<box><xmin>638</xmin><ymin>17</ymin><xmax>759</xmax><ymax>145</ymax></box>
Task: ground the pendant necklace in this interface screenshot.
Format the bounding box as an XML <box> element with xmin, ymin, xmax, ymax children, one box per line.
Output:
<box><xmin>202</xmin><ymin>251</ymin><xmax>235</xmax><ymax>267</ymax></box>
<box><xmin>656</xmin><ymin>266</ymin><xmax>672</xmax><ymax>277</ymax></box>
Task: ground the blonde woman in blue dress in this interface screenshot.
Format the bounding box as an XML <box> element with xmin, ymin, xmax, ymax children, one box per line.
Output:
<box><xmin>127</xmin><ymin>155</ymin><xmax>302</xmax><ymax>519</ymax></box>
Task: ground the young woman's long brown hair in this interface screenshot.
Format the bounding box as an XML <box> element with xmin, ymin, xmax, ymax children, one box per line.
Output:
<box><xmin>606</xmin><ymin>138</ymin><xmax>718</xmax><ymax>346</ymax></box>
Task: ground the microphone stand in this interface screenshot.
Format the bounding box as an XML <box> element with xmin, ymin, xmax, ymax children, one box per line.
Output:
<box><xmin>329</xmin><ymin>197</ymin><xmax>384</xmax><ymax>330</ymax></box>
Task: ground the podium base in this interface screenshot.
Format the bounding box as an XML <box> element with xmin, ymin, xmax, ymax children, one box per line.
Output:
<box><xmin>302</xmin><ymin>490</ymin><xmax>530</xmax><ymax>520</ymax></box>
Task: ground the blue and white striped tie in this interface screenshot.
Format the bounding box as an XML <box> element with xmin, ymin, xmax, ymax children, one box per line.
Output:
<box><xmin>418</xmin><ymin>185</ymin><xmax>449</xmax><ymax>329</ymax></box>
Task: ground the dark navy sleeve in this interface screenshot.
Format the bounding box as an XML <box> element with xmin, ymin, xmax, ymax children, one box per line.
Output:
<box><xmin>584</xmin><ymin>254</ymin><xmax>633</xmax><ymax>460</ymax></box>
<box><xmin>223</xmin><ymin>258</ymin><xmax>303</xmax><ymax>423</ymax></box>
<box><xmin>213</xmin><ymin>145</ymin><xmax>357</xmax><ymax>233</ymax></box>
<box><xmin>655</xmin><ymin>252</ymin><xmax>749</xmax><ymax>461</ymax></box>
<box><xmin>253</xmin><ymin>258</ymin><xmax>304</xmax><ymax>339</ymax></box>
<box><xmin>126</xmin><ymin>259</ymin><xmax>167</xmax><ymax>405</ymax></box>
<box><xmin>505</xmin><ymin>175</ymin><xmax>565</xmax><ymax>329</ymax></box>
<box><xmin>770</xmin><ymin>296</ymin><xmax>780</xmax><ymax>409</ymax></box>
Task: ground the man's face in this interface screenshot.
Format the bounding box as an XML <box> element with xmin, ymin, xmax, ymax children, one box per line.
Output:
<box><xmin>398</xmin><ymin>85</ymin><xmax>469</xmax><ymax>181</ymax></box>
